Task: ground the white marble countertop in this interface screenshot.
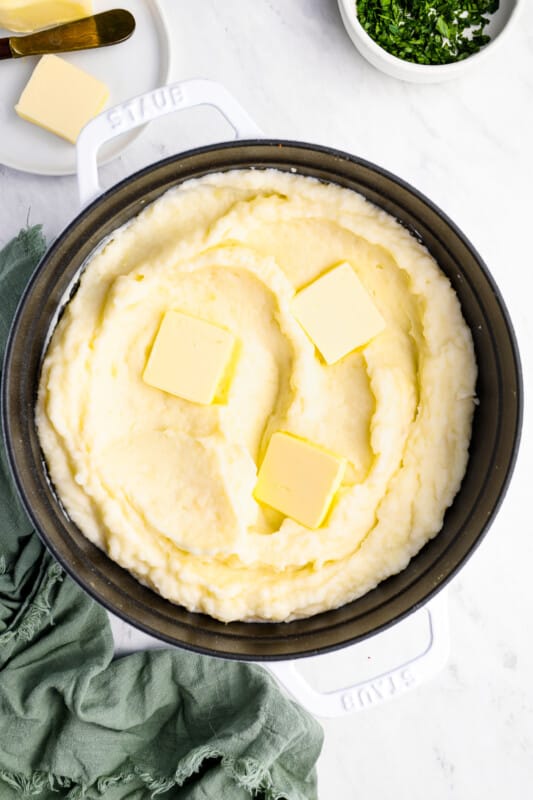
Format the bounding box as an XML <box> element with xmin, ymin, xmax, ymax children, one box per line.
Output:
<box><xmin>1</xmin><ymin>2</ymin><xmax>532</xmax><ymax>797</ymax></box>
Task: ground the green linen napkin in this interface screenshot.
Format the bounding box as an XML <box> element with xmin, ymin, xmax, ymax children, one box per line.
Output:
<box><xmin>0</xmin><ymin>227</ymin><xmax>323</xmax><ymax>800</ymax></box>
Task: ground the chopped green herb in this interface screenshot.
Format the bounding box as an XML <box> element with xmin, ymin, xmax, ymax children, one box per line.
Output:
<box><xmin>356</xmin><ymin>0</ymin><xmax>500</xmax><ymax>65</ymax></box>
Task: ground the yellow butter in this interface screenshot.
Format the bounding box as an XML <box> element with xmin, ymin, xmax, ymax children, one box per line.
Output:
<box><xmin>254</xmin><ymin>432</ymin><xmax>346</xmax><ymax>529</ymax></box>
<box><xmin>292</xmin><ymin>262</ymin><xmax>386</xmax><ymax>364</ymax></box>
<box><xmin>143</xmin><ymin>310</ymin><xmax>237</xmax><ymax>405</ymax></box>
<box><xmin>15</xmin><ymin>54</ymin><xmax>108</xmax><ymax>144</ymax></box>
<box><xmin>0</xmin><ymin>0</ymin><xmax>92</xmax><ymax>32</ymax></box>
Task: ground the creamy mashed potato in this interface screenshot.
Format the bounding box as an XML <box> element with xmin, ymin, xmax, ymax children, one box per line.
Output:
<box><xmin>36</xmin><ymin>170</ymin><xmax>476</xmax><ymax>622</ymax></box>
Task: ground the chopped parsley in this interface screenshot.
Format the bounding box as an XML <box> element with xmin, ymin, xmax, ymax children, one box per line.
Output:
<box><xmin>356</xmin><ymin>1</ymin><xmax>500</xmax><ymax>65</ymax></box>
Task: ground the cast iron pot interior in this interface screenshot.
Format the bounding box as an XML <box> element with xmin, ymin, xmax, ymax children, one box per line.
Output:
<box><xmin>1</xmin><ymin>142</ymin><xmax>522</xmax><ymax>660</ymax></box>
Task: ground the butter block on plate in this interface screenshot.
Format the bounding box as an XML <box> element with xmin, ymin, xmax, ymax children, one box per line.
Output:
<box><xmin>254</xmin><ymin>432</ymin><xmax>347</xmax><ymax>528</ymax></box>
<box><xmin>143</xmin><ymin>310</ymin><xmax>237</xmax><ymax>405</ymax></box>
<box><xmin>15</xmin><ymin>54</ymin><xmax>109</xmax><ymax>144</ymax></box>
<box><xmin>292</xmin><ymin>262</ymin><xmax>386</xmax><ymax>364</ymax></box>
<box><xmin>0</xmin><ymin>0</ymin><xmax>92</xmax><ymax>33</ymax></box>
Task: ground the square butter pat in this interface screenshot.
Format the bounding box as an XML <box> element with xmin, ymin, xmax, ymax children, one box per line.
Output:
<box><xmin>15</xmin><ymin>54</ymin><xmax>109</xmax><ymax>144</ymax></box>
<box><xmin>254</xmin><ymin>432</ymin><xmax>346</xmax><ymax>529</ymax></box>
<box><xmin>292</xmin><ymin>263</ymin><xmax>385</xmax><ymax>364</ymax></box>
<box><xmin>143</xmin><ymin>310</ymin><xmax>236</xmax><ymax>405</ymax></box>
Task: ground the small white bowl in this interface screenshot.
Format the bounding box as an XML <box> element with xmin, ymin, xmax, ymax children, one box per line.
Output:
<box><xmin>338</xmin><ymin>0</ymin><xmax>523</xmax><ymax>83</ymax></box>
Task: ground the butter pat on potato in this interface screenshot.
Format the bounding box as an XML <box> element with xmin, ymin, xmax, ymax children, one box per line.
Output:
<box><xmin>254</xmin><ymin>432</ymin><xmax>347</xmax><ymax>528</ymax></box>
<box><xmin>143</xmin><ymin>310</ymin><xmax>237</xmax><ymax>405</ymax></box>
<box><xmin>292</xmin><ymin>262</ymin><xmax>386</xmax><ymax>364</ymax></box>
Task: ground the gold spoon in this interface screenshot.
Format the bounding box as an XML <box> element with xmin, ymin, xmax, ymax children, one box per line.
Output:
<box><xmin>0</xmin><ymin>9</ymin><xmax>135</xmax><ymax>60</ymax></box>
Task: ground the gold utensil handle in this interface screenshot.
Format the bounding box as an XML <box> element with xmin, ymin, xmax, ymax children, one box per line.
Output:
<box><xmin>3</xmin><ymin>9</ymin><xmax>135</xmax><ymax>59</ymax></box>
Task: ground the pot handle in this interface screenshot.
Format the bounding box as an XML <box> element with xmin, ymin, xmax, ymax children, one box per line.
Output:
<box><xmin>76</xmin><ymin>79</ymin><xmax>263</xmax><ymax>207</ymax></box>
<box><xmin>264</xmin><ymin>591</ymin><xmax>449</xmax><ymax>718</ymax></box>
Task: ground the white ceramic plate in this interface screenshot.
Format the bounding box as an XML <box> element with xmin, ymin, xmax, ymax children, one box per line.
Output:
<box><xmin>0</xmin><ymin>0</ymin><xmax>171</xmax><ymax>175</ymax></box>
